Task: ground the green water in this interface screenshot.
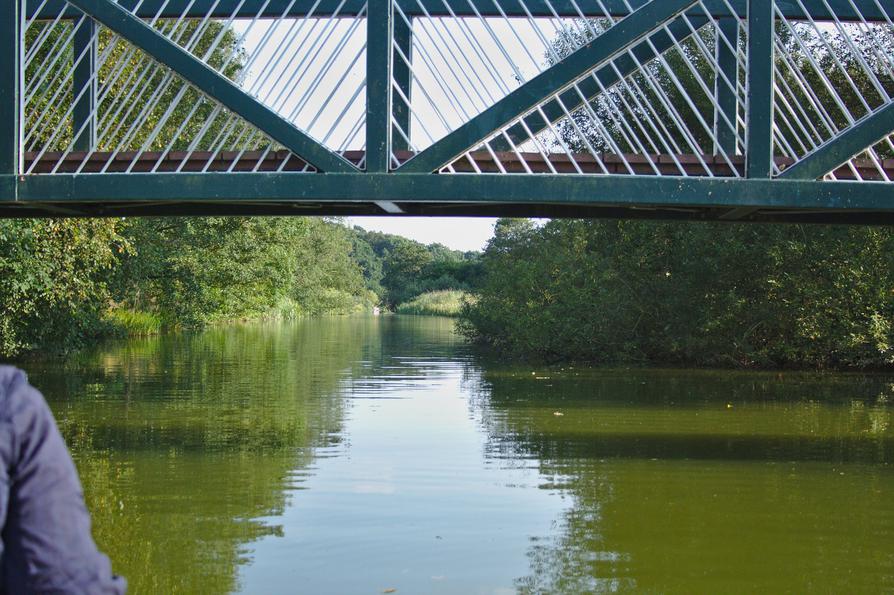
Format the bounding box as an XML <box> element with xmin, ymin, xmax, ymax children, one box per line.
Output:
<box><xmin>22</xmin><ymin>316</ymin><xmax>894</xmax><ymax>594</ymax></box>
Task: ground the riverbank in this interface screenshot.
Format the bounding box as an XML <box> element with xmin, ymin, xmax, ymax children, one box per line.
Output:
<box><xmin>0</xmin><ymin>217</ymin><xmax>480</xmax><ymax>359</ymax></box>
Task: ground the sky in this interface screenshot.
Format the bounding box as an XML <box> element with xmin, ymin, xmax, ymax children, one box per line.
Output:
<box><xmin>347</xmin><ymin>217</ymin><xmax>497</xmax><ymax>252</ymax></box>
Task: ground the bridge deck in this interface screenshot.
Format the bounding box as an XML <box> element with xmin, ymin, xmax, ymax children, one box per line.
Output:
<box><xmin>5</xmin><ymin>149</ymin><xmax>892</xmax><ymax>223</ymax></box>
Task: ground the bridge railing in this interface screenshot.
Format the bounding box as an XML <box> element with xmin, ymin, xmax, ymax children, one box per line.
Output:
<box><xmin>1</xmin><ymin>0</ymin><xmax>892</xmax><ymax>219</ymax></box>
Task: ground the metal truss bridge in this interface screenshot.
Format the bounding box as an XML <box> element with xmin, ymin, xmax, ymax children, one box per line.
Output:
<box><xmin>1</xmin><ymin>0</ymin><xmax>893</xmax><ymax>221</ymax></box>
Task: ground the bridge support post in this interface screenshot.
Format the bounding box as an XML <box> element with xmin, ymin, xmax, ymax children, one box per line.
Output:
<box><xmin>366</xmin><ymin>0</ymin><xmax>393</xmax><ymax>172</ymax></box>
<box><xmin>745</xmin><ymin>0</ymin><xmax>774</xmax><ymax>178</ymax></box>
<box><xmin>73</xmin><ymin>15</ymin><xmax>98</xmax><ymax>152</ymax></box>
<box><xmin>1</xmin><ymin>0</ymin><xmax>22</xmax><ymax>175</ymax></box>
<box><xmin>714</xmin><ymin>18</ymin><xmax>739</xmax><ymax>155</ymax></box>
<box><xmin>392</xmin><ymin>16</ymin><xmax>412</xmax><ymax>154</ymax></box>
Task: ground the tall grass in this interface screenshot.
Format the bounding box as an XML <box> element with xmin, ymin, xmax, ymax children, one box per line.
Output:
<box><xmin>104</xmin><ymin>308</ymin><xmax>163</xmax><ymax>336</ymax></box>
<box><xmin>395</xmin><ymin>290</ymin><xmax>471</xmax><ymax>317</ymax></box>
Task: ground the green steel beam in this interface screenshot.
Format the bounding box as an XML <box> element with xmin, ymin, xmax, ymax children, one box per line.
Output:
<box><xmin>392</xmin><ymin>17</ymin><xmax>412</xmax><ymax>153</ymax></box>
<box><xmin>491</xmin><ymin>14</ymin><xmax>709</xmax><ymax>152</ymax></box>
<box><xmin>66</xmin><ymin>0</ymin><xmax>356</xmax><ymax>173</ymax></box>
<box><xmin>72</xmin><ymin>15</ymin><xmax>97</xmax><ymax>152</ymax></box>
<box><xmin>714</xmin><ymin>18</ymin><xmax>739</xmax><ymax>154</ymax></box>
<box><xmin>366</xmin><ymin>0</ymin><xmax>392</xmax><ymax>172</ymax></box>
<box><xmin>8</xmin><ymin>173</ymin><xmax>894</xmax><ymax>211</ymax></box>
<box><xmin>397</xmin><ymin>0</ymin><xmax>698</xmax><ymax>173</ymax></box>
<box><xmin>0</xmin><ymin>176</ymin><xmax>15</xmax><ymax>203</ymax></box>
<box><xmin>7</xmin><ymin>200</ymin><xmax>894</xmax><ymax>224</ymax></box>
<box><xmin>779</xmin><ymin>103</ymin><xmax>894</xmax><ymax>180</ymax></box>
<box><xmin>27</xmin><ymin>0</ymin><xmax>892</xmax><ymax>21</ymax></box>
<box><xmin>2</xmin><ymin>0</ymin><xmax>21</xmax><ymax>176</ymax></box>
<box><xmin>745</xmin><ymin>0</ymin><xmax>774</xmax><ymax>178</ymax></box>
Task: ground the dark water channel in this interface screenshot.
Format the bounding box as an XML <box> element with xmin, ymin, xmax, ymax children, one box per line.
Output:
<box><xmin>22</xmin><ymin>316</ymin><xmax>894</xmax><ymax>593</ymax></box>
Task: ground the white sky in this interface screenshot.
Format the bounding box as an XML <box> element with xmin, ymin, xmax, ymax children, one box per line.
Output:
<box><xmin>347</xmin><ymin>216</ymin><xmax>497</xmax><ymax>252</ymax></box>
<box><xmin>233</xmin><ymin>18</ymin><xmax>562</xmax><ymax>151</ymax></box>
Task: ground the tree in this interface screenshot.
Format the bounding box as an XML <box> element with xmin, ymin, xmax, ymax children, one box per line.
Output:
<box><xmin>0</xmin><ymin>219</ymin><xmax>126</xmax><ymax>355</ymax></box>
<box><xmin>462</xmin><ymin>219</ymin><xmax>894</xmax><ymax>368</ymax></box>
<box><xmin>1</xmin><ymin>20</ymin><xmax>373</xmax><ymax>356</ymax></box>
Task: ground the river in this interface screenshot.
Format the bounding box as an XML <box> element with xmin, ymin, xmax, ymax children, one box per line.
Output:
<box><xmin>22</xmin><ymin>315</ymin><xmax>894</xmax><ymax>593</ymax></box>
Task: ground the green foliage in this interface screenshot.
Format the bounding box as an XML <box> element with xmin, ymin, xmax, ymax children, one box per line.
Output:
<box><xmin>0</xmin><ymin>216</ymin><xmax>376</xmax><ymax>357</ymax></box>
<box><xmin>349</xmin><ymin>231</ymin><xmax>385</xmax><ymax>296</ymax></box>
<box><xmin>109</xmin><ymin>217</ymin><xmax>374</xmax><ymax>325</ymax></box>
<box><xmin>461</xmin><ymin>23</ymin><xmax>894</xmax><ymax>370</ymax></box>
<box><xmin>349</xmin><ymin>227</ymin><xmax>482</xmax><ymax>307</ymax></box>
<box><xmin>460</xmin><ymin>219</ymin><xmax>894</xmax><ymax>369</ymax></box>
<box><xmin>291</xmin><ymin>220</ymin><xmax>373</xmax><ymax>315</ymax></box>
<box><xmin>395</xmin><ymin>290</ymin><xmax>472</xmax><ymax>317</ymax></box>
<box><xmin>0</xmin><ymin>219</ymin><xmax>127</xmax><ymax>356</ymax></box>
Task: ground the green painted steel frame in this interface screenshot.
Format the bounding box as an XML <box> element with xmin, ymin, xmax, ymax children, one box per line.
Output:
<box><xmin>397</xmin><ymin>0</ymin><xmax>699</xmax><ymax>173</ymax></box>
<box><xmin>714</xmin><ymin>18</ymin><xmax>739</xmax><ymax>154</ymax></box>
<box><xmin>2</xmin><ymin>0</ymin><xmax>21</xmax><ymax>177</ymax></box>
<box><xmin>366</xmin><ymin>0</ymin><xmax>392</xmax><ymax>172</ymax></box>
<box><xmin>780</xmin><ymin>103</ymin><xmax>894</xmax><ymax>180</ymax></box>
<box><xmin>26</xmin><ymin>0</ymin><xmax>892</xmax><ymax>21</ymax></box>
<box><xmin>7</xmin><ymin>0</ymin><xmax>894</xmax><ymax>221</ymax></box>
<box><xmin>392</xmin><ymin>17</ymin><xmax>412</xmax><ymax>153</ymax></box>
<box><xmin>746</xmin><ymin>0</ymin><xmax>774</xmax><ymax>179</ymax></box>
<box><xmin>72</xmin><ymin>16</ymin><xmax>97</xmax><ymax>151</ymax></box>
<box><xmin>3</xmin><ymin>173</ymin><xmax>894</xmax><ymax>221</ymax></box>
<box><xmin>66</xmin><ymin>0</ymin><xmax>357</xmax><ymax>173</ymax></box>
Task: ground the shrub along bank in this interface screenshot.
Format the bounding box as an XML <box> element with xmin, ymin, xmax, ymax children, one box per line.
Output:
<box><xmin>0</xmin><ymin>217</ymin><xmax>375</xmax><ymax>357</ymax></box>
<box><xmin>0</xmin><ymin>217</ymin><xmax>482</xmax><ymax>358</ymax></box>
<box><xmin>459</xmin><ymin>218</ymin><xmax>894</xmax><ymax>370</ymax></box>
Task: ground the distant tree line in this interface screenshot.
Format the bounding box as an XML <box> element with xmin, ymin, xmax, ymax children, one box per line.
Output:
<box><xmin>0</xmin><ymin>217</ymin><xmax>485</xmax><ymax>358</ymax></box>
<box><xmin>350</xmin><ymin>228</ymin><xmax>482</xmax><ymax>308</ymax></box>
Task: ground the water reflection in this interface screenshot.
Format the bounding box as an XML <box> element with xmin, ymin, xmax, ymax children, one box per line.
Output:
<box><xmin>476</xmin><ymin>368</ymin><xmax>894</xmax><ymax>593</ymax></box>
<box><xmin>17</xmin><ymin>319</ymin><xmax>894</xmax><ymax>593</ymax></box>
<box><xmin>28</xmin><ymin>318</ymin><xmax>378</xmax><ymax>593</ymax></box>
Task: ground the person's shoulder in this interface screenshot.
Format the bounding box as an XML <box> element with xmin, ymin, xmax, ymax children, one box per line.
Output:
<box><xmin>0</xmin><ymin>366</ymin><xmax>29</xmax><ymax>405</ymax></box>
<box><xmin>0</xmin><ymin>367</ymin><xmax>45</xmax><ymax>423</ymax></box>
<box><xmin>0</xmin><ymin>366</ymin><xmax>26</xmax><ymax>387</ymax></box>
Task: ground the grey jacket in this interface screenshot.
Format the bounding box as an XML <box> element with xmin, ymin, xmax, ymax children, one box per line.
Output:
<box><xmin>0</xmin><ymin>366</ymin><xmax>126</xmax><ymax>594</ymax></box>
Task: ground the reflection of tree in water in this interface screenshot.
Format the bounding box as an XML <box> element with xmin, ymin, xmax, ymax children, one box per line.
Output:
<box><xmin>29</xmin><ymin>318</ymin><xmax>372</xmax><ymax>594</ymax></box>
<box><xmin>473</xmin><ymin>367</ymin><xmax>894</xmax><ymax>594</ymax></box>
<box><xmin>26</xmin><ymin>315</ymin><xmax>466</xmax><ymax>594</ymax></box>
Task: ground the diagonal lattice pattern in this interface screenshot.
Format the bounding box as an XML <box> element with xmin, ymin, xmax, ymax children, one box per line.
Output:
<box><xmin>399</xmin><ymin>0</ymin><xmax>746</xmax><ymax>177</ymax></box>
<box><xmin>772</xmin><ymin>1</ymin><xmax>894</xmax><ymax>179</ymax></box>
<box><xmin>16</xmin><ymin>0</ymin><xmax>894</xmax><ymax>182</ymax></box>
<box><xmin>23</xmin><ymin>0</ymin><xmax>369</xmax><ymax>174</ymax></box>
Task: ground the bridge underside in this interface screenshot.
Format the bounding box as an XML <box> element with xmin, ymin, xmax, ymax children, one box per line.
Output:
<box><xmin>4</xmin><ymin>167</ymin><xmax>891</xmax><ymax>223</ymax></box>
<box><xmin>2</xmin><ymin>0</ymin><xmax>893</xmax><ymax>221</ymax></box>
